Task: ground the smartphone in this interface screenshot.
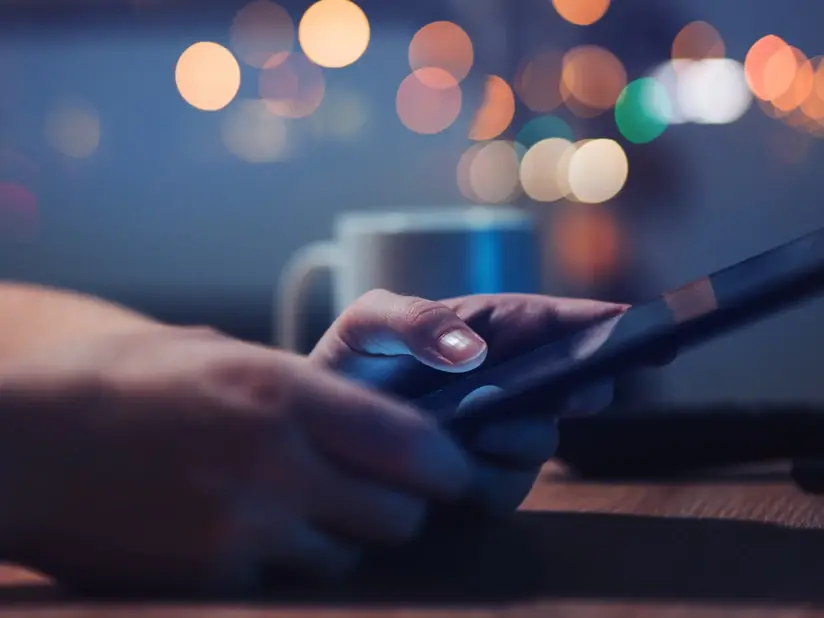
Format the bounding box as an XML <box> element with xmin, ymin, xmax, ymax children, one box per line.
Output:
<box><xmin>414</xmin><ymin>227</ymin><xmax>824</xmax><ymax>435</ymax></box>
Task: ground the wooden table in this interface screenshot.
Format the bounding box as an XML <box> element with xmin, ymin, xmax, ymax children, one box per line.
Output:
<box><xmin>3</xmin><ymin>461</ymin><xmax>824</xmax><ymax>617</ymax></box>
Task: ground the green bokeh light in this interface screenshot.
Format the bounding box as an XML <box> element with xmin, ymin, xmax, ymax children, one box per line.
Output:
<box><xmin>516</xmin><ymin>116</ymin><xmax>574</xmax><ymax>151</ymax></box>
<box><xmin>614</xmin><ymin>78</ymin><xmax>671</xmax><ymax>144</ymax></box>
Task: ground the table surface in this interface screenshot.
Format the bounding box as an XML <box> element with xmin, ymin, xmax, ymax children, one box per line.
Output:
<box><xmin>3</xmin><ymin>461</ymin><xmax>824</xmax><ymax>618</ymax></box>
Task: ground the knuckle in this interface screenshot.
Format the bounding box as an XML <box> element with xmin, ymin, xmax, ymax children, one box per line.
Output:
<box><xmin>404</xmin><ymin>296</ymin><xmax>451</xmax><ymax>331</ymax></box>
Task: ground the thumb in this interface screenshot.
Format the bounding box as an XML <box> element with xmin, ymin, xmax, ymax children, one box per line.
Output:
<box><xmin>331</xmin><ymin>289</ymin><xmax>488</xmax><ymax>373</ymax></box>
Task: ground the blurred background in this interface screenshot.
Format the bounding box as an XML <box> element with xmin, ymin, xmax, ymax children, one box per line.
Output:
<box><xmin>2</xmin><ymin>0</ymin><xmax>824</xmax><ymax>409</ymax></box>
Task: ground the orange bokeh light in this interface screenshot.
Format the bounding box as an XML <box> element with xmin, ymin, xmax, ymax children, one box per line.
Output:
<box><xmin>409</xmin><ymin>21</ymin><xmax>474</xmax><ymax>85</ymax></box>
<box><xmin>552</xmin><ymin>207</ymin><xmax>621</xmax><ymax>285</ymax></box>
<box><xmin>396</xmin><ymin>68</ymin><xmax>462</xmax><ymax>135</ymax></box>
<box><xmin>552</xmin><ymin>0</ymin><xmax>610</xmax><ymax>26</ymax></box>
<box><xmin>672</xmin><ymin>21</ymin><xmax>725</xmax><ymax>61</ymax></box>
<box><xmin>561</xmin><ymin>46</ymin><xmax>626</xmax><ymax>112</ymax></box>
<box><xmin>229</xmin><ymin>0</ymin><xmax>294</xmax><ymax>69</ymax></box>
<box><xmin>745</xmin><ymin>35</ymin><xmax>796</xmax><ymax>101</ymax></box>
<box><xmin>469</xmin><ymin>75</ymin><xmax>515</xmax><ymax>141</ymax></box>
<box><xmin>175</xmin><ymin>42</ymin><xmax>241</xmax><ymax>112</ymax></box>
<box><xmin>259</xmin><ymin>52</ymin><xmax>325</xmax><ymax>118</ymax></box>
<box><xmin>515</xmin><ymin>50</ymin><xmax>563</xmax><ymax>113</ymax></box>
<box><xmin>771</xmin><ymin>47</ymin><xmax>813</xmax><ymax>114</ymax></box>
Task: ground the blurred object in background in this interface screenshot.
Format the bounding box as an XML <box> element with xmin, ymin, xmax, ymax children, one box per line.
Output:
<box><xmin>2</xmin><ymin>0</ymin><xmax>824</xmax><ymax>407</ymax></box>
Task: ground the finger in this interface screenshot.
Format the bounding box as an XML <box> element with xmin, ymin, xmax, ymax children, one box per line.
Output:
<box><xmin>469</xmin><ymin>417</ymin><xmax>559</xmax><ymax>469</ymax></box>
<box><xmin>306</xmin><ymin>463</ymin><xmax>428</xmax><ymax>547</ymax></box>
<box><xmin>265</xmin><ymin>519</ymin><xmax>362</xmax><ymax>580</ymax></box>
<box><xmin>467</xmin><ymin>463</ymin><xmax>541</xmax><ymax>518</ymax></box>
<box><xmin>291</xmin><ymin>359</ymin><xmax>472</xmax><ymax>503</ymax></box>
<box><xmin>333</xmin><ymin>289</ymin><xmax>488</xmax><ymax>372</ymax></box>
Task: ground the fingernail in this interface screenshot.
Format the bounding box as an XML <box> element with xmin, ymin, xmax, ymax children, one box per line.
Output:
<box><xmin>437</xmin><ymin>329</ymin><xmax>487</xmax><ymax>365</ymax></box>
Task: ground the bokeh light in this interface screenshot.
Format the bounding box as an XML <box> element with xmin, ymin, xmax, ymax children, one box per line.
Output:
<box><xmin>176</xmin><ymin>42</ymin><xmax>241</xmax><ymax>111</ymax></box>
<box><xmin>467</xmin><ymin>141</ymin><xmax>523</xmax><ymax>204</ymax></box>
<box><xmin>45</xmin><ymin>99</ymin><xmax>101</xmax><ymax>159</ymax></box>
<box><xmin>396</xmin><ymin>68</ymin><xmax>462</xmax><ymax>134</ymax></box>
<box><xmin>409</xmin><ymin>21</ymin><xmax>474</xmax><ymax>86</ymax></box>
<box><xmin>229</xmin><ymin>0</ymin><xmax>294</xmax><ymax>69</ymax></box>
<box><xmin>678</xmin><ymin>59</ymin><xmax>752</xmax><ymax>124</ymax></box>
<box><xmin>457</xmin><ymin>142</ymin><xmax>486</xmax><ymax>202</ymax></box>
<box><xmin>553</xmin><ymin>207</ymin><xmax>621</xmax><ymax>285</ymax></box>
<box><xmin>469</xmin><ymin>75</ymin><xmax>515</xmax><ymax>141</ymax></box>
<box><xmin>259</xmin><ymin>52</ymin><xmax>326</xmax><ymax>118</ymax></box>
<box><xmin>516</xmin><ymin>115</ymin><xmax>574</xmax><ymax>150</ymax></box>
<box><xmin>0</xmin><ymin>182</ymin><xmax>37</xmax><ymax>240</ymax></box>
<box><xmin>771</xmin><ymin>48</ymin><xmax>813</xmax><ymax>114</ymax></box>
<box><xmin>745</xmin><ymin>35</ymin><xmax>796</xmax><ymax>101</ymax></box>
<box><xmin>520</xmin><ymin>138</ymin><xmax>575</xmax><ymax>203</ymax></box>
<box><xmin>615</xmin><ymin>78</ymin><xmax>671</xmax><ymax>143</ymax></box>
<box><xmin>568</xmin><ymin>138</ymin><xmax>628</xmax><ymax>204</ymax></box>
<box><xmin>561</xmin><ymin>45</ymin><xmax>626</xmax><ymax>113</ymax></box>
<box><xmin>310</xmin><ymin>88</ymin><xmax>369</xmax><ymax>140</ymax></box>
<box><xmin>221</xmin><ymin>99</ymin><xmax>290</xmax><ymax>163</ymax></box>
<box><xmin>649</xmin><ymin>60</ymin><xmax>690</xmax><ymax>125</ymax></box>
<box><xmin>551</xmin><ymin>0</ymin><xmax>610</xmax><ymax>26</ymax></box>
<box><xmin>515</xmin><ymin>50</ymin><xmax>563</xmax><ymax>113</ymax></box>
<box><xmin>298</xmin><ymin>0</ymin><xmax>370</xmax><ymax>69</ymax></box>
<box><xmin>672</xmin><ymin>21</ymin><xmax>725</xmax><ymax>61</ymax></box>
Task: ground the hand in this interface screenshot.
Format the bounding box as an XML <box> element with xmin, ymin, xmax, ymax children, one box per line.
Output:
<box><xmin>0</xmin><ymin>326</ymin><xmax>471</xmax><ymax>594</ymax></box>
<box><xmin>310</xmin><ymin>290</ymin><xmax>636</xmax><ymax>516</ymax></box>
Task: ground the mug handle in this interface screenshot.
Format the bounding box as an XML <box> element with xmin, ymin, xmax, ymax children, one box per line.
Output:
<box><xmin>275</xmin><ymin>240</ymin><xmax>338</xmax><ymax>351</ymax></box>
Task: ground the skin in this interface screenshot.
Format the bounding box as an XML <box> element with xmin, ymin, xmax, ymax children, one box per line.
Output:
<box><xmin>0</xmin><ymin>283</ymin><xmax>640</xmax><ymax>595</ymax></box>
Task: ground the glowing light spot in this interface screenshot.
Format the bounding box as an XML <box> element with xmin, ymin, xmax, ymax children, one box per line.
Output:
<box><xmin>259</xmin><ymin>52</ymin><xmax>325</xmax><ymax>118</ymax></box>
<box><xmin>672</xmin><ymin>21</ymin><xmax>725</xmax><ymax>61</ymax></box>
<box><xmin>229</xmin><ymin>1</ymin><xmax>294</xmax><ymax>69</ymax></box>
<box><xmin>469</xmin><ymin>75</ymin><xmax>515</xmax><ymax>141</ymax></box>
<box><xmin>553</xmin><ymin>208</ymin><xmax>621</xmax><ymax>285</ymax></box>
<box><xmin>176</xmin><ymin>42</ymin><xmax>241</xmax><ymax>112</ymax></box>
<box><xmin>552</xmin><ymin>0</ymin><xmax>610</xmax><ymax>26</ymax></box>
<box><xmin>745</xmin><ymin>35</ymin><xmax>795</xmax><ymax>101</ymax></box>
<box><xmin>649</xmin><ymin>60</ymin><xmax>690</xmax><ymax>125</ymax></box>
<box><xmin>678</xmin><ymin>59</ymin><xmax>752</xmax><ymax>124</ymax></box>
<box><xmin>221</xmin><ymin>99</ymin><xmax>290</xmax><ymax>163</ymax></box>
<box><xmin>45</xmin><ymin>98</ymin><xmax>101</xmax><ymax>159</ymax></box>
<box><xmin>298</xmin><ymin>0</ymin><xmax>370</xmax><ymax>69</ymax></box>
<box><xmin>568</xmin><ymin>139</ymin><xmax>628</xmax><ymax>204</ymax></box>
<box><xmin>520</xmin><ymin>138</ymin><xmax>575</xmax><ymax>203</ymax></box>
<box><xmin>615</xmin><ymin>78</ymin><xmax>670</xmax><ymax>143</ymax></box>
<box><xmin>468</xmin><ymin>141</ymin><xmax>523</xmax><ymax>204</ymax></box>
<box><xmin>771</xmin><ymin>48</ymin><xmax>813</xmax><ymax>114</ymax></box>
<box><xmin>515</xmin><ymin>50</ymin><xmax>563</xmax><ymax>113</ymax></box>
<box><xmin>561</xmin><ymin>46</ymin><xmax>627</xmax><ymax>112</ymax></box>
<box><xmin>396</xmin><ymin>68</ymin><xmax>462</xmax><ymax>135</ymax></box>
<box><xmin>409</xmin><ymin>21</ymin><xmax>474</xmax><ymax>85</ymax></box>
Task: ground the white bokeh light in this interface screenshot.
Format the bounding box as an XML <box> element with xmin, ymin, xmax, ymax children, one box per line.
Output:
<box><xmin>678</xmin><ymin>58</ymin><xmax>753</xmax><ymax>125</ymax></box>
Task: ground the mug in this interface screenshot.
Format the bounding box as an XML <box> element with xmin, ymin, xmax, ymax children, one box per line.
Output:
<box><xmin>276</xmin><ymin>205</ymin><xmax>541</xmax><ymax>350</ymax></box>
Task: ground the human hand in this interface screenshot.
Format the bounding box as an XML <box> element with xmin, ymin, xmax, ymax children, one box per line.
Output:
<box><xmin>0</xmin><ymin>326</ymin><xmax>471</xmax><ymax>594</ymax></box>
<box><xmin>311</xmin><ymin>290</ymin><xmax>644</xmax><ymax>516</ymax></box>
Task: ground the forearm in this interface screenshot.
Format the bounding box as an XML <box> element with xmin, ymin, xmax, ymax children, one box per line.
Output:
<box><xmin>0</xmin><ymin>282</ymin><xmax>161</xmax><ymax>361</ymax></box>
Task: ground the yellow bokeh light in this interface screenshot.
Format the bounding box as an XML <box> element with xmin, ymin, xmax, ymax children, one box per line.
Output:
<box><xmin>552</xmin><ymin>0</ymin><xmax>610</xmax><ymax>26</ymax></box>
<box><xmin>520</xmin><ymin>138</ymin><xmax>575</xmax><ymax>203</ymax></box>
<box><xmin>468</xmin><ymin>141</ymin><xmax>523</xmax><ymax>204</ymax></box>
<box><xmin>568</xmin><ymin>139</ymin><xmax>628</xmax><ymax>204</ymax></box>
<box><xmin>259</xmin><ymin>52</ymin><xmax>326</xmax><ymax>118</ymax></box>
<box><xmin>515</xmin><ymin>50</ymin><xmax>563</xmax><ymax>113</ymax></box>
<box><xmin>469</xmin><ymin>75</ymin><xmax>515</xmax><ymax>141</ymax></box>
<box><xmin>396</xmin><ymin>68</ymin><xmax>462</xmax><ymax>135</ymax></box>
<box><xmin>175</xmin><ymin>42</ymin><xmax>241</xmax><ymax>112</ymax></box>
<box><xmin>672</xmin><ymin>21</ymin><xmax>725</xmax><ymax>61</ymax></box>
<box><xmin>298</xmin><ymin>0</ymin><xmax>370</xmax><ymax>69</ymax></box>
<box><xmin>745</xmin><ymin>35</ymin><xmax>795</xmax><ymax>101</ymax></box>
<box><xmin>229</xmin><ymin>0</ymin><xmax>294</xmax><ymax>69</ymax></box>
<box><xmin>561</xmin><ymin>45</ymin><xmax>626</xmax><ymax>112</ymax></box>
<box><xmin>409</xmin><ymin>21</ymin><xmax>474</xmax><ymax>85</ymax></box>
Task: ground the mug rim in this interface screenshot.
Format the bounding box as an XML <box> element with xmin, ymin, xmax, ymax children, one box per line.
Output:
<box><xmin>334</xmin><ymin>205</ymin><xmax>533</xmax><ymax>236</ymax></box>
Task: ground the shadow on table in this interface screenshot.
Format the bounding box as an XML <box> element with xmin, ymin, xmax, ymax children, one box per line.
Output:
<box><xmin>2</xmin><ymin>509</ymin><xmax>824</xmax><ymax>609</ymax></box>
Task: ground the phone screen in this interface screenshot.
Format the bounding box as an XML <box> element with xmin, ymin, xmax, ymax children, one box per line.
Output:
<box><xmin>416</xmin><ymin>229</ymin><xmax>824</xmax><ymax>428</ymax></box>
